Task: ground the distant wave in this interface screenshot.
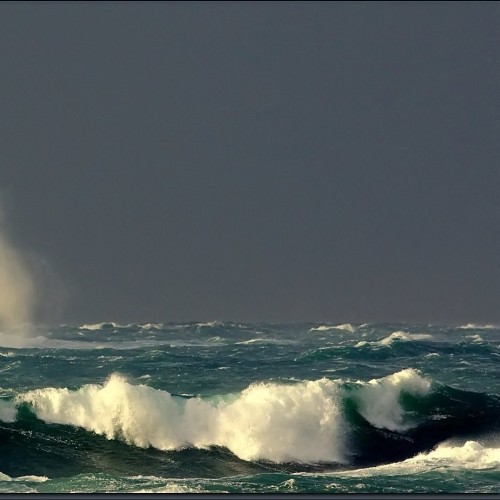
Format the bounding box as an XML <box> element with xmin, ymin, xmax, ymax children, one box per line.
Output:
<box><xmin>459</xmin><ymin>324</ymin><xmax>496</xmax><ymax>330</ymax></box>
<box><xmin>465</xmin><ymin>334</ymin><xmax>484</xmax><ymax>343</ymax></box>
<box><xmin>235</xmin><ymin>338</ymin><xmax>271</xmax><ymax>345</ymax></box>
<box><xmin>0</xmin><ymin>333</ymin><xmax>171</xmax><ymax>350</ymax></box>
<box><xmin>196</xmin><ymin>321</ymin><xmax>220</xmax><ymax>328</ymax></box>
<box><xmin>138</xmin><ymin>323</ymin><xmax>164</xmax><ymax>330</ymax></box>
<box><xmin>309</xmin><ymin>324</ymin><xmax>356</xmax><ymax>333</ymax></box>
<box><xmin>79</xmin><ymin>322</ymin><xmax>166</xmax><ymax>331</ymax></box>
<box><xmin>235</xmin><ymin>338</ymin><xmax>295</xmax><ymax>346</ymax></box>
<box><xmin>355</xmin><ymin>331</ymin><xmax>433</xmax><ymax>348</ymax></box>
<box><xmin>297</xmin><ymin>331</ymin><xmax>436</xmax><ymax>362</ymax></box>
<box><xmin>79</xmin><ymin>322</ymin><xmax>125</xmax><ymax>330</ymax></box>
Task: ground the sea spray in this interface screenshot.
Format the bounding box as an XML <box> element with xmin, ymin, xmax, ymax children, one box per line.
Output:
<box><xmin>0</xmin><ymin>399</ymin><xmax>16</xmax><ymax>423</ymax></box>
<box><xmin>0</xmin><ymin>207</ymin><xmax>35</xmax><ymax>331</ymax></box>
<box><xmin>0</xmin><ymin>203</ymin><xmax>64</xmax><ymax>344</ymax></box>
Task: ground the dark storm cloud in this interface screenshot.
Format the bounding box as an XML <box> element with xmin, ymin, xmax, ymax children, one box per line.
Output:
<box><xmin>0</xmin><ymin>2</ymin><xmax>499</xmax><ymax>323</ymax></box>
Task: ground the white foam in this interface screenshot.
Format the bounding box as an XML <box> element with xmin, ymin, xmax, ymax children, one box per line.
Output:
<box><xmin>133</xmin><ymin>484</ymin><xmax>208</xmax><ymax>493</ymax></box>
<box><xmin>18</xmin><ymin>374</ymin><xmax>346</xmax><ymax>463</ymax></box>
<box><xmin>409</xmin><ymin>440</ymin><xmax>500</xmax><ymax>469</ymax></box>
<box><xmin>15</xmin><ymin>475</ymin><xmax>49</xmax><ymax>483</ymax></box>
<box><xmin>310</xmin><ymin>324</ymin><xmax>356</xmax><ymax>333</ymax></box>
<box><xmin>277</xmin><ymin>478</ymin><xmax>297</xmax><ymax>491</ymax></box>
<box><xmin>333</xmin><ymin>440</ymin><xmax>500</xmax><ymax>477</ymax></box>
<box><xmin>352</xmin><ymin>369</ymin><xmax>431</xmax><ymax>431</ymax></box>
<box><xmin>0</xmin><ymin>471</ymin><xmax>49</xmax><ymax>483</ymax></box>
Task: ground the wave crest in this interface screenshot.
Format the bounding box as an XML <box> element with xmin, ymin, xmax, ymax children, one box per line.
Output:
<box><xmin>78</xmin><ymin>322</ymin><xmax>123</xmax><ymax>331</ymax></box>
<box><xmin>352</xmin><ymin>369</ymin><xmax>431</xmax><ymax>431</ymax></box>
<box><xmin>18</xmin><ymin>374</ymin><xmax>346</xmax><ymax>463</ymax></box>
<box><xmin>459</xmin><ymin>324</ymin><xmax>496</xmax><ymax>330</ymax></box>
<box><xmin>355</xmin><ymin>331</ymin><xmax>433</xmax><ymax>348</ymax></box>
<box><xmin>310</xmin><ymin>324</ymin><xmax>356</xmax><ymax>333</ymax></box>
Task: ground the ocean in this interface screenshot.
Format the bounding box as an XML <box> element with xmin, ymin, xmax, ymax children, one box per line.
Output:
<box><xmin>0</xmin><ymin>321</ymin><xmax>498</xmax><ymax>494</ymax></box>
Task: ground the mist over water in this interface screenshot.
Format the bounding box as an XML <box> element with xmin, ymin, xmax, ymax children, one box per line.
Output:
<box><xmin>0</xmin><ymin>209</ymin><xmax>35</xmax><ymax>332</ymax></box>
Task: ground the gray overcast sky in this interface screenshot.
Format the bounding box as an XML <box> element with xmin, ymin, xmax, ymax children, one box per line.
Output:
<box><xmin>0</xmin><ymin>2</ymin><xmax>499</xmax><ymax>324</ymax></box>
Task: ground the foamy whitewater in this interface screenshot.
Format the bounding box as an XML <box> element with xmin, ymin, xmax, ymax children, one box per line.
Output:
<box><xmin>0</xmin><ymin>322</ymin><xmax>499</xmax><ymax>493</ymax></box>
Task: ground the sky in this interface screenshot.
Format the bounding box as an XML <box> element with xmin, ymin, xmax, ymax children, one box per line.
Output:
<box><xmin>0</xmin><ymin>2</ymin><xmax>499</xmax><ymax>325</ymax></box>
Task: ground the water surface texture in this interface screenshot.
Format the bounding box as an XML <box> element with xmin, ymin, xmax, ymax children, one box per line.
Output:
<box><xmin>0</xmin><ymin>322</ymin><xmax>498</xmax><ymax>493</ymax></box>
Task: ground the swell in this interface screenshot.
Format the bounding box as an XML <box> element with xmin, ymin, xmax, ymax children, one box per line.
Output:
<box><xmin>0</xmin><ymin>412</ymin><xmax>270</xmax><ymax>479</ymax></box>
<box><xmin>1</xmin><ymin>369</ymin><xmax>499</xmax><ymax>472</ymax></box>
<box><xmin>296</xmin><ymin>338</ymin><xmax>497</xmax><ymax>362</ymax></box>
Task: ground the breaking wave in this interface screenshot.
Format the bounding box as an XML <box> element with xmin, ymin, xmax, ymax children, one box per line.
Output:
<box><xmin>15</xmin><ymin>375</ymin><xmax>346</xmax><ymax>463</ymax></box>
<box><xmin>0</xmin><ymin>368</ymin><xmax>496</xmax><ymax>467</ymax></box>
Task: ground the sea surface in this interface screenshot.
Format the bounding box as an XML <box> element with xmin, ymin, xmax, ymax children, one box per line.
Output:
<box><xmin>0</xmin><ymin>321</ymin><xmax>498</xmax><ymax>493</ymax></box>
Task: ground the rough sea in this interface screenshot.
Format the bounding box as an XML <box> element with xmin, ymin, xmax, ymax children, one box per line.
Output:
<box><xmin>0</xmin><ymin>321</ymin><xmax>498</xmax><ymax>494</ymax></box>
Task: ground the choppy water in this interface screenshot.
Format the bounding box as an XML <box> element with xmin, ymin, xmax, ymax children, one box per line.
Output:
<box><xmin>0</xmin><ymin>321</ymin><xmax>498</xmax><ymax>493</ymax></box>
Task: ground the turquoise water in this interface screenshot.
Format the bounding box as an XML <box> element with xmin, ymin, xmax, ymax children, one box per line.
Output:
<box><xmin>0</xmin><ymin>321</ymin><xmax>498</xmax><ymax>493</ymax></box>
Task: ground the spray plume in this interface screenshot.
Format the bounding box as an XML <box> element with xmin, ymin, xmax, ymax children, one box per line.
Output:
<box><xmin>0</xmin><ymin>208</ymin><xmax>35</xmax><ymax>332</ymax></box>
